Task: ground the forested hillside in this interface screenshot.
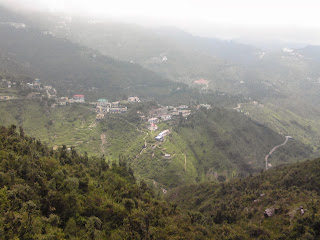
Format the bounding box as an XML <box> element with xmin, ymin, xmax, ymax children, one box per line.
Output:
<box><xmin>0</xmin><ymin>125</ymin><xmax>209</xmax><ymax>239</ymax></box>
<box><xmin>0</xmin><ymin>99</ymin><xmax>312</xmax><ymax>190</ymax></box>
<box><xmin>1</xmin><ymin>125</ymin><xmax>320</xmax><ymax>239</ymax></box>
<box><xmin>167</xmin><ymin>158</ymin><xmax>320</xmax><ymax>239</ymax></box>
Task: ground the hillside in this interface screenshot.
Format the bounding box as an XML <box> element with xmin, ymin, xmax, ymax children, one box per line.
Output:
<box><xmin>167</xmin><ymin>158</ymin><xmax>320</xmax><ymax>239</ymax></box>
<box><xmin>97</xmin><ymin>106</ymin><xmax>311</xmax><ymax>189</ymax></box>
<box><xmin>1</xmin><ymin>124</ymin><xmax>318</xmax><ymax>239</ymax></box>
<box><xmin>2</xmin><ymin>6</ymin><xmax>320</xmax><ymax>155</ymax></box>
<box><xmin>23</xmin><ymin>14</ymin><xmax>261</xmax><ymax>96</ymax></box>
<box><xmin>240</xmin><ymin>102</ymin><xmax>320</xmax><ymax>152</ymax></box>
<box><xmin>38</xmin><ymin>15</ymin><xmax>320</xmax><ymax>117</ymax></box>
<box><xmin>0</xmin><ymin>6</ymin><xmax>179</xmax><ymax>102</ymax></box>
<box><xmin>0</xmin><ymin>125</ymin><xmax>212</xmax><ymax>239</ymax></box>
<box><xmin>131</xmin><ymin>108</ymin><xmax>311</xmax><ymax>189</ymax></box>
<box><xmin>0</xmin><ymin>99</ymin><xmax>312</xmax><ymax>190</ymax></box>
<box><xmin>0</xmin><ymin>99</ymin><xmax>103</xmax><ymax>155</ymax></box>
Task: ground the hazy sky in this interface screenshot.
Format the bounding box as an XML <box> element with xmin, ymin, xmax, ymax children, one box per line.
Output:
<box><xmin>1</xmin><ymin>0</ymin><xmax>320</xmax><ymax>45</ymax></box>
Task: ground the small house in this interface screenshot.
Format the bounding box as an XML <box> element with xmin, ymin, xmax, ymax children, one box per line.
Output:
<box><xmin>193</xmin><ymin>79</ymin><xmax>209</xmax><ymax>85</ymax></box>
<box><xmin>73</xmin><ymin>95</ymin><xmax>85</xmax><ymax>103</ymax></box>
<box><xmin>155</xmin><ymin>129</ymin><xmax>170</xmax><ymax>141</ymax></box>
<box><xmin>199</xmin><ymin>104</ymin><xmax>211</xmax><ymax>109</ymax></box>
<box><xmin>111</xmin><ymin>101</ymin><xmax>120</xmax><ymax>108</ymax></box>
<box><xmin>128</xmin><ymin>96</ymin><xmax>140</xmax><ymax>103</ymax></box>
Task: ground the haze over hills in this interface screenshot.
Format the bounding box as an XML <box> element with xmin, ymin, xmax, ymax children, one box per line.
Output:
<box><xmin>20</xmin><ymin>9</ymin><xmax>320</xmax><ymax>157</ymax></box>
<box><xmin>0</xmin><ymin>5</ymin><xmax>317</xmax><ymax>185</ymax></box>
<box><xmin>0</xmin><ymin>6</ymin><xmax>182</xmax><ymax>102</ymax></box>
<box><xmin>27</xmin><ymin>11</ymin><xmax>320</xmax><ymax>121</ymax></box>
<box><xmin>1</xmin><ymin>3</ymin><xmax>320</xmax><ymax>239</ymax></box>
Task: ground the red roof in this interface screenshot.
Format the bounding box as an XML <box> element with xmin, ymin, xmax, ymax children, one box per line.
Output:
<box><xmin>73</xmin><ymin>95</ymin><xmax>85</xmax><ymax>97</ymax></box>
<box><xmin>193</xmin><ymin>79</ymin><xmax>209</xmax><ymax>85</ymax></box>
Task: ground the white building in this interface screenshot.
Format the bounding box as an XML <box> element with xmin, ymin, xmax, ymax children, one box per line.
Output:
<box><xmin>128</xmin><ymin>96</ymin><xmax>140</xmax><ymax>103</ymax></box>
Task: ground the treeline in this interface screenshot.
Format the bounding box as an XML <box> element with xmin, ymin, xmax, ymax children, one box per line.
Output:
<box><xmin>0</xmin><ymin>125</ymin><xmax>209</xmax><ymax>239</ymax></box>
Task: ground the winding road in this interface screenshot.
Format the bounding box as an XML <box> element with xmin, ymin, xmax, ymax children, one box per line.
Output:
<box><xmin>265</xmin><ymin>136</ymin><xmax>291</xmax><ymax>170</ymax></box>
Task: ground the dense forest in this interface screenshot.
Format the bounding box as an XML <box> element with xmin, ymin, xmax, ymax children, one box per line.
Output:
<box><xmin>167</xmin><ymin>158</ymin><xmax>320</xmax><ymax>239</ymax></box>
<box><xmin>1</xmin><ymin>125</ymin><xmax>320</xmax><ymax>239</ymax></box>
<box><xmin>0</xmin><ymin>125</ymin><xmax>209</xmax><ymax>239</ymax></box>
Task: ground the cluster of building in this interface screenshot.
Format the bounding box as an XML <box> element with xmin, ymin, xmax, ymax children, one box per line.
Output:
<box><xmin>26</xmin><ymin>78</ymin><xmax>42</xmax><ymax>89</ymax></box>
<box><xmin>56</xmin><ymin>95</ymin><xmax>85</xmax><ymax>106</ymax></box>
<box><xmin>146</xmin><ymin>103</ymin><xmax>212</xmax><ymax>131</ymax></box>
<box><xmin>0</xmin><ymin>79</ymin><xmax>15</xmax><ymax>100</ymax></box>
<box><xmin>95</xmin><ymin>99</ymin><xmax>128</xmax><ymax>120</ymax></box>
<box><xmin>147</xmin><ymin>105</ymin><xmax>192</xmax><ymax>131</ymax></box>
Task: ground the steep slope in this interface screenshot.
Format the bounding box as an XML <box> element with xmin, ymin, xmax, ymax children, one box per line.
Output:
<box><xmin>110</xmin><ymin>107</ymin><xmax>311</xmax><ymax>189</ymax></box>
<box><xmin>167</xmin><ymin>158</ymin><xmax>320</xmax><ymax>239</ymax></box>
<box><xmin>0</xmin><ymin>99</ymin><xmax>312</xmax><ymax>190</ymax></box>
<box><xmin>0</xmin><ymin>99</ymin><xmax>103</xmax><ymax>155</ymax></box>
<box><xmin>0</xmin><ymin>125</ymin><xmax>210</xmax><ymax>239</ymax></box>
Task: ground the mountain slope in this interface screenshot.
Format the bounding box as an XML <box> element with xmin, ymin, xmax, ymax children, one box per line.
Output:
<box><xmin>0</xmin><ymin>99</ymin><xmax>312</xmax><ymax>190</ymax></box>
<box><xmin>0</xmin><ymin>7</ymin><xmax>179</xmax><ymax>101</ymax></box>
<box><xmin>0</xmin><ymin>125</ymin><xmax>210</xmax><ymax>239</ymax></box>
<box><xmin>167</xmin><ymin>157</ymin><xmax>320</xmax><ymax>239</ymax></box>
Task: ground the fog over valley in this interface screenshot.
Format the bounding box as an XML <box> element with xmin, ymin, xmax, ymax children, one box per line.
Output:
<box><xmin>1</xmin><ymin>1</ymin><xmax>320</xmax><ymax>239</ymax></box>
<box><xmin>1</xmin><ymin>0</ymin><xmax>320</xmax><ymax>46</ymax></box>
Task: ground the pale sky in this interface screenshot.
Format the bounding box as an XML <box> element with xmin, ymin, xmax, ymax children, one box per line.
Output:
<box><xmin>1</xmin><ymin>0</ymin><xmax>320</xmax><ymax>45</ymax></box>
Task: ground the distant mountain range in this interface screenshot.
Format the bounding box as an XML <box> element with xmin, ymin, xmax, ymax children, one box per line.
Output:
<box><xmin>0</xmin><ymin>6</ymin><xmax>180</xmax><ymax>102</ymax></box>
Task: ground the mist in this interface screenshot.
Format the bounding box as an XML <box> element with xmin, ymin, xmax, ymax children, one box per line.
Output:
<box><xmin>1</xmin><ymin>0</ymin><xmax>320</xmax><ymax>46</ymax></box>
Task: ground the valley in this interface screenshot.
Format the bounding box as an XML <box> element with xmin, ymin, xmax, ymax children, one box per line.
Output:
<box><xmin>1</xmin><ymin>4</ymin><xmax>320</xmax><ymax>239</ymax></box>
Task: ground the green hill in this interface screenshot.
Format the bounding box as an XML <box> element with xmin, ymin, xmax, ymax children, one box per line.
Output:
<box><xmin>0</xmin><ymin>100</ymin><xmax>312</xmax><ymax>190</ymax></box>
<box><xmin>0</xmin><ymin>125</ymin><xmax>211</xmax><ymax>239</ymax></box>
<box><xmin>1</xmin><ymin>124</ymin><xmax>320</xmax><ymax>239</ymax></box>
<box><xmin>167</xmin><ymin>157</ymin><xmax>320</xmax><ymax>239</ymax></box>
<box><xmin>241</xmin><ymin>102</ymin><xmax>320</xmax><ymax>146</ymax></box>
<box><xmin>130</xmin><ymin>108</ymin><xmax>312</xmax><ymax>189</ymax></box>
<box><xmin>0</xmin><ymin>99</ymin><xmax>103</xmax><ymax>155</ymax></box>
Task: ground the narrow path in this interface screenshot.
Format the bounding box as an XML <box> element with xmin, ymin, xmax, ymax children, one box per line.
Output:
<box><xmin>171</xmin><ymin>153</ymin><xmax>187</xmax><ymax>172</ymax></box>
<box><xmin>265</xmin><ymin>136</ymin><xmax>291</xmax><ymax>170</ymax></box>
<box><xmin>100</xmin><ymin>133</ymin><xmax>106</xmax><ymax>153</ymax></box>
